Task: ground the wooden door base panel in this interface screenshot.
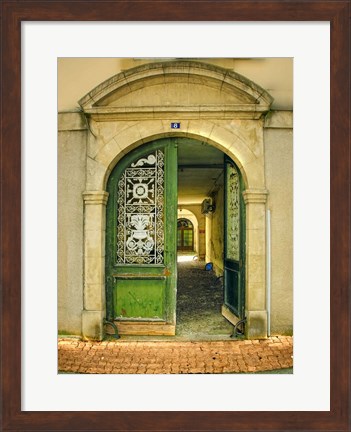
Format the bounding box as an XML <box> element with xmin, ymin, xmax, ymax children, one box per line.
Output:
<box><xmin>107</xmin><ymin>321</ymin><xmax>176</xmax><ymax>336</ymax></box>
<box><xmin>221</xmin><ymin>304</ymin><xmax>240</xmax><ymax>326</ymax></box>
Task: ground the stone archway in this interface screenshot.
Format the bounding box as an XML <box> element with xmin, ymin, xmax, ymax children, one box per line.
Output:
<box><xmin>79</xmin><ymin>61</ymin><xmax>271</xmax><ymax>340</ymax></box>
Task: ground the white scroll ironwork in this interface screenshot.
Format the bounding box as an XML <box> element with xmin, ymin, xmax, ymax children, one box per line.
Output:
<box><xmin>226</xmin><ymin>163</ymin><xmax>240</xmax><ymax>261</ymax></box>
<box><xmin>117</xmin><ymin>150</ymin><xmax>164</xmax><ymax>264</ymax></box>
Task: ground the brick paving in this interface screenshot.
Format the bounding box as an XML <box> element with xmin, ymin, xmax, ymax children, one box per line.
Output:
<box><xmin>58</xmin><ymin>336</ymin><xmax>293</xmax><ymax>374</ymax></box>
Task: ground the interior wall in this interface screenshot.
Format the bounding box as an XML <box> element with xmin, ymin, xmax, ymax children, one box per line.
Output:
<box><xmin>206</xmin><ymin>184</ymin><xmax>225</xmax><ymax>276</ymax></box>
<box><xmin>205</xmin><ymin>215</ymin><xmax>211</xmax><ymax>264</ymax></box>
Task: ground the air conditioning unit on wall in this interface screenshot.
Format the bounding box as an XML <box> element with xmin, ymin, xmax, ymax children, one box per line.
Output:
<box><xmin>201</xmin><ymin>198</ymin><xmax>216</xmax><ymax>214</ymax></box>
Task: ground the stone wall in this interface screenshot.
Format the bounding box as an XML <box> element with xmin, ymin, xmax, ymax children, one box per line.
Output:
<box><xmin>58</xmin><ymin>112</ymin><xmax>87</xmax><ymax>334</ymax></box>
<box><xmin>264</xmin><ymin>111</ymin><xmax>293</xmax><ymax>335</ymax></box>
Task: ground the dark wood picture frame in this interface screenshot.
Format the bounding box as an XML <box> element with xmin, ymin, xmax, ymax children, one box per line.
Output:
<box><xmin>1</xmin><ymin>1</ymin><xmax>350</xmax><ymax>431</ymax></box>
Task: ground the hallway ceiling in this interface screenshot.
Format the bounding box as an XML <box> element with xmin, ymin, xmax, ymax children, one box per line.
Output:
<box><xmin>177</xmin><ymin>139</ymin><xmax>224</xmax><ymax>205</ymax></box>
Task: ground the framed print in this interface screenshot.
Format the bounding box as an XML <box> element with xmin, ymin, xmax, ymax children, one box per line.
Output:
<box><xmin>1</xmin><ymin>1</ymin><xmax>350</xmax><ymax>431</ymax></box>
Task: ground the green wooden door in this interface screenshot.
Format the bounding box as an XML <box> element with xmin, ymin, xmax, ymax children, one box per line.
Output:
<box><xmin>223</xmin><ymin>157</ymin><xmax>246</xmax><ymax>320</ymax></box>
<box><xmin>105</xmin><ymin>139</ymin><xmax>178</xmax><ymax>324</ymax></box>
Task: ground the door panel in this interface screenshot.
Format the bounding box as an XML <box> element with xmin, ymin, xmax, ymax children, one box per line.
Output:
<box><xmin>177</xmin><ymin>218</ymin><xmax>194</xmax><ymax>251</ymax></box>
<box><xmin>106</xmin><ymin>139</ymin><xmax>177</xmax><ymax>323</ymax></box>
<box><xmin>115</xmin><ymin>278</ymin><xmax>165</xmax><ymax>318</ymax></box>
<box><xmin>183</xmin><ymin>229</ymin><xmax>193</xmax><ymax>248</ymax></box>
<box><xmin>223</xmin><ymin>158</ymin><xmax>245</xmax><ymax>321</ymax></box>
<box><xmin>177</xmin><ymin>229</ymin><xmax>194</xmax><ymax>251</ymax></box>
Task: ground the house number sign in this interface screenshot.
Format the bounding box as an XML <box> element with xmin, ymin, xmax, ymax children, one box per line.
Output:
<box><xmin>171</xmin><ymin>122</ymin><xmax>180</xmax><ymax>129</ymax></box>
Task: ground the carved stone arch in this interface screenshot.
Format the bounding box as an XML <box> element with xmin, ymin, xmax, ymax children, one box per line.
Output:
<box><xmin>79</xmin><ymin>60</ymin><xmax>273</xmax><ymax>115</ymax></box>
<box><xmin>79</xmin><ymin>62</ymin><xmax>272</xmax><ymax>193</ymax></box>
<box><xmin>89</xmin><ymin>129</ymin><xmax>258</xmax><ymax>192</ymax></box>
<box><xmin>97</xmin><ymin>129</ymin><xmax>253</xmax><ymax>190</ymax></box>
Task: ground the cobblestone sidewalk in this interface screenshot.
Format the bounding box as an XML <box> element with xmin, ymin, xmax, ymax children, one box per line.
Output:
<box><xmin>58</xmin><ymin>336</ymin><xmax>293</xmax><ymax>374</ymax></box>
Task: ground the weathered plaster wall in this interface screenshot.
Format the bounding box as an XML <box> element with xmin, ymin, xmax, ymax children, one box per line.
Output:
<box><xmin>264</xmin><ymin>111</ymin><xmax>293</xmax><ymax>335</ymax></box>
<box><xmin>58</xmin><ymin>113</ymin><xmax>87</xmax><ymax>334</ymax></box>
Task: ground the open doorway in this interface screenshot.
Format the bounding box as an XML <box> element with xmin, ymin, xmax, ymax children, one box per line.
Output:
<box><xmin>105</xmin><ymin>136</ymin><xmax>245</xmax><ymax>339</ymax></box>
<box><xmin>176</xmin><ymin>138</ymin><xmax>237</xmax><ymax>340</ymax></box>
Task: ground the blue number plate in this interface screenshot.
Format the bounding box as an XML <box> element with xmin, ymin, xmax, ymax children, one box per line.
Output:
<box><xmin>171</xmin><ymin>122</ymin><xmax>180</xmax><ymax>129</ymax></box>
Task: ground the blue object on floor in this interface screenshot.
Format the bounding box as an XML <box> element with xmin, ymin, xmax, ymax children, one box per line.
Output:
<box><xmin>205</xmin><ymin>262</ymin><xmax>213</xmax><ymax>271</ymax></box>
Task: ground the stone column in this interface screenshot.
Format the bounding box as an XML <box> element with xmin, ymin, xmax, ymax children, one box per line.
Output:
<box><xmin>82</xmin><ymin>191</ymin><xmax>109</xmax><ymax>340</ymax></box>
<box><xmin>243</xmin><ymin>189</ymin><xmax>269</xmax><ymax>339</ymax></box>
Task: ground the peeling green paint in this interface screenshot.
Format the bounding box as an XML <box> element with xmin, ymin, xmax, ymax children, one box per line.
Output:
<box><xmin>115</xmin><ymin>279</ymin><xmax>165</xmax><ymax>318</ymax></box>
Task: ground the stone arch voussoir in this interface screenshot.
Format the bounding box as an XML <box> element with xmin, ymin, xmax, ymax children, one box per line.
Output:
<box><xmin>92</xmin><ymin>125</ymin><xmax>260</xmax><ymax>191</ymax></box>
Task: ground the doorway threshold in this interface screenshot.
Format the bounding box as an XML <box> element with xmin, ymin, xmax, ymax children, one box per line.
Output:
<box><xmin>108</xmin><ymin>333</ymin><xmax>235</xmax><ymax>342</ymax></box>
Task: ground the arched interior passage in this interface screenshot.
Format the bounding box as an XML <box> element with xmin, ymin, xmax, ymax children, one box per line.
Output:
<box><xmin>175</xmin><ymin>138</ymin><xmax>243</xmax><ymax>339</ymax></box>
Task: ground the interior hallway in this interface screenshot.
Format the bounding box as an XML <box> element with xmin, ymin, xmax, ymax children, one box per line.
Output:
<box><xmin>176</xmin><ymin>255</ymin><xmax>233</xmax><ymax>340</ymax></box>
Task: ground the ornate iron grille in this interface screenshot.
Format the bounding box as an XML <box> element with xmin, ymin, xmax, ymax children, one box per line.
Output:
<box><xmin>116</xmin><ymin>150</ymin><xmax>165</xmax><ymax>264</ymax></box>
<box><xmin>226</xmin><ymin>163</ymin><xmax>240</xmax><ymax>261</ymax></box>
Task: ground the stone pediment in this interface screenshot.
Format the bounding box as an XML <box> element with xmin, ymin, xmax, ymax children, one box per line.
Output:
<box><xmin>79</xmin><ymin>61</ymin><xmax>273</xmax><ymax>120</ymax></box>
